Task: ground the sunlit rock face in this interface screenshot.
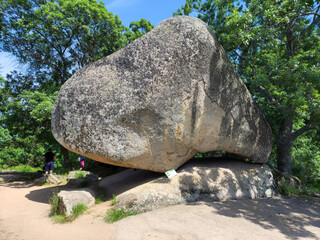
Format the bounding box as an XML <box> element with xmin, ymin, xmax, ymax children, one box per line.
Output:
<box><xmin>52</xmin><ymin>16</ymin><xmax>272</xmax><ymax>172</ymax></box>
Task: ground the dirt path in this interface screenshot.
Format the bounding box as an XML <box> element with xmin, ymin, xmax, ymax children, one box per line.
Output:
<box><xmin>0</xmin><ymin>182</ymin><xmax>319</xmax><ymax>240</ymax></box>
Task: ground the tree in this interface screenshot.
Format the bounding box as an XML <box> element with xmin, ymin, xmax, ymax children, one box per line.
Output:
<box><xmin>176</xmin><ymin>0</ymin><xmax>320</xmax><ymax>176</ymax></box>
<box><xmin>0</xmin><ymin>0</ymin><xmax>127</xmax><ymax>169</ymax></box>
<box><xmin>126</xmin><ymin>19</ymin><xmax>154</xmax><ymax>43</ymax></box>
<box><xmin>0</xmin><ymin>76</ymin><xmax>51</xmax><ymax>168</ymax></box>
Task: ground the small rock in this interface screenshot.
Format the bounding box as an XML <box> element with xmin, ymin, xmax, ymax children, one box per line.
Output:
<box><xmin>58</xmin><ymin>188</ymin><xmax>96</xmax><ymax>216</ymax></box>
<box><xmin>47</xmin><ymin>174</ymin><xmax>61</xmax><ymax>185</ymax></box>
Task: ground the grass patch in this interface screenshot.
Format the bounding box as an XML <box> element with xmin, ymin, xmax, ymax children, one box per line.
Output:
<box><xmin>104</xmin><ymin>208</ymin><xmax>138</xmax><ymax>223</ymax></box>
<box><xmin>75</xmin><ymin>171</ymin><xmax>86</xmax><ymax>179</ymax></box>
<box><xmin>49</xmin><ymin>188</ymin><xmax>88</xmax><ymax>223</ymax></box>
<box><xmin>52</xmin><ymin>215</ymin><xmax>67</xmax><ymax>223</ymax></box>
<box><xmin>111</xmin><ymin>194</ymin><xmax>117</xmax><ymax>206</ymax></box>
<box><xmin>50</xmin><ymin>204</ymin><xmax>88</xmax><ymax>223</ymax></box>
<box><xmin>49</xmin><ymin>188</ymin><xmax>60</xmax><ymax>217</ymax></box>
<box><xmin>71</xmin><ymin>204</ymin><xmax>88</xmax><ymax>219</ymax></box>
<box><xmin>4</xmin><ymin>165</ymin><xmax>42</xmax><ymax>173</ymax></box>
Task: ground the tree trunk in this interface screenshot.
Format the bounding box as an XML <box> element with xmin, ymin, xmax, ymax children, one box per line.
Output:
<box><xmin>60</xmin><ymin>145</ymin><xmax>72</xmax><ymax>171</ymax></box>
<box><xmin>276</xmin><ymin>118</ymin><xmax>293</xmax><ymax>177</ymax></box>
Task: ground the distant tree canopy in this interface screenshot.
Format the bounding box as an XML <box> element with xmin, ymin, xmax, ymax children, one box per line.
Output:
<box><xmin>0</xmin><ymin>0</ymin><xmax>153</xmax><ymax>171</ymax></box>
<box><xmin>126</xmin><ymin>19</ymin><xmax>154</xmax><ymax>43</ymax></box>
<box><xmin>176</xmin><ymin>0</ymin><xmax>320</xmax><ymax>178</ymax></box>
<box><xmin>0</xmin><ymin>0</ymin><xmax>127</xmax><ymax>85</ymax></box>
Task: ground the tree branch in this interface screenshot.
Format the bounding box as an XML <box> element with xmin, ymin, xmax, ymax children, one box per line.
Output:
<box><xmin>291</xmin><ymin>124</ymin><xmax>312</xmax><ymax>140</ymax></box>
<box><xmin>33</xmin><ymin>27</ymin><xmax>62</xmax><ymax>56</ymax></box>
<box><xmin>256</xmin><ymin>85</ymin><xmax>285</xmax><ymax>114</ymax></box>
<box><xmin>299</xmin><ymin>12</ymin><xmax>320</xmax><ymax>17</ymax></box>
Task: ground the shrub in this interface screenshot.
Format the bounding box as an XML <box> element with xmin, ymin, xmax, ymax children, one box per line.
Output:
<box><xmin>75</xmin><ymin>171</ymin><xmax>86</xmax><ymax>179</ymax></box>
<box><xmin>49</xmin><ymin>188</ymin><xmax>61</xmax><ymax>217</ymax></box>
<box><xmin>11</xmin><ymin>165</ymin><xmax>42</xmax><ymax>173</ymax></box>
<box><xmin>278</xmin><ymin>177</ymin><xmax>303</xmax><ymax>196</ymax></box>
<box><xmin>49</xmin><ymin>190</ymin><xmax>88</xmax><ymax>223</ymax></box>
<box><xmin>51</xmin><ymin>215</ymin><xmax>67</xmax><ymax>224</ymax></box>
<box><xmin>111</xmin><ymin>194</ymin><xmax>117</xmax><ymax>206</ymax></box>
<box><xmin>71</xmin><ymin>204</ymin><xmax>88</xmax><ymax>219</ymax></box>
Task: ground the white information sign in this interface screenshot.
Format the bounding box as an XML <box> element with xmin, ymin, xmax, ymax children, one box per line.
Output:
<box><xmin>165</xmin><ymin>169</ymin><xmax>177</xmax><ymax>178</ymax></box>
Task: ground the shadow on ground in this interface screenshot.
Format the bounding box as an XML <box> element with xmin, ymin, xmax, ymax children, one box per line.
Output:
<box><xmin>99</xmin><ymin>168</ymin><xmax>163</xmax><ymax>197</ymax></box>
<box><xmin>192</xmin><ymin>196</ymin><xmax>320</xmax><ymax>240</ymax></box>
<box><xmin>25</xmin><ymin>184</ymin><xmax>72</xmax><ymax>204</ymax></box>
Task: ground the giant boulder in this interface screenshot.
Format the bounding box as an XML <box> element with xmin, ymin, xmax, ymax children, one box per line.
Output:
<box><xmin>52</xmin><ymin>16</ymin><xmax>272</xmax><ymax>172</ymax></box>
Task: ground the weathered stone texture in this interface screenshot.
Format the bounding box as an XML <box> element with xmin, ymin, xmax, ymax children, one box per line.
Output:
<box><xmin>52</xmin><ymin>16</ymin><xmax>272</xmax><ymax>172</ymax></box>
<box><xmin>58</xmin><ymin>188</ymin><xmax>95</xmax><ymax>216</ymax></box>
<box><xmin>99</xmin><ymin>159</ymin><xmax>276</xmax><ymax>213</ymax></box>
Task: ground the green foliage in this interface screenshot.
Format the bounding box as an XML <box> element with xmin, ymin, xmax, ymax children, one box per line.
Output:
<box><xmin>1</xmin><ymin>0</ymin><xmax>127</xmax><ymax>81</ymax></box>
<box><xmin>111</xmin><ymin>194</ymin><xmax>117</xmax><ymax>206</ymax></box>
<box><xmin>278</xmin><ymin>177</ymin><xmax>304</xmax><ymax>196</ymax></box>
<box><xmin>0</xmin><ymin>137</ymin><xmax>46</xmax><ymax>168</ymax></box>
<box><xmin>49</xmin><ymin>188</ymin><xmax>88</xmax><ymax>223</ymax></box>
<box><xmin>0</xmin><ymin>1</ymin><xmax>154</xmax><ymax>174</ymax></box>
<box><xmin>51</xmin><ymin>204</ymin><xmax>88</xmax><ymax>223</ymax></box>
<box><xmin>49</xmin><ymin>188</ymin><xmax>60</xmax><ymax>217</ymax></box>
<box><xmin>306</xmin><ymin>181</ymin><xmax>320</xmax><ymax>193</ymax></box>
<box><xmin>291</xmin><ymin>130</ymin><xmax>320</xmax><ymax>182</ymax></box>
<box><xmin>71</xmin><ymin>204</ymin><xmax>88</xmax><ymax>218</ymax></box>
<box><xmin>75</xmin><ymin>171</ymin><xmax>86</xmax><ymax>179</ymax></box>
<box><xmin>51</xmin><ymin>215</ymin><xmax>68</xmax><ymax>224</ymax></box>
<box><xmin>0</xmin><ymin>81</ymin><xmax>58</xmax><ymax>169</ymax></box>
<box><xmin>125</xmin><ymin>19</ymin><xmax>154</xmax><ymax>43</ymax></box>
<box><xmin>5</xmin><ymin>165</ymin><xmax>42</xmax><ymax>172</ymax></box>
<box><xmin>104</xmin><ymin>208</ymin><xmax>138</xmax><ymax>223</ymax></box>
<box><xmin>176</xmin><ymin>0</ymin><xmax>320</xmax><ymax>177</ymax></box>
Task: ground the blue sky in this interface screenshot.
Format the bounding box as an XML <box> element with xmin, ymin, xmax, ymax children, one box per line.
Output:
<box><xmin>104</xmin><ymin>0</ymin><xmax>186</xmax><ymax>27</ymax></box>
<box><xmin>0</xmin><ymin>0</ymin><xmax>187</xmax><ymax>78</ymax></box>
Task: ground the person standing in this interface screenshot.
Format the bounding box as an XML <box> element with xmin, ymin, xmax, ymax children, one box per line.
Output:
<box><xmin>43</xmin><ymin>149</ymin><xmax>56</xmax><ymax>174</ymax></box>
<box><xmin>78</xmin><ymin>155</ymin><xmax>85</xmax><ymax>170</ymax></box>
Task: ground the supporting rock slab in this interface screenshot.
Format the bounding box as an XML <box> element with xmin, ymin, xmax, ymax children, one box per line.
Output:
<box><xmin>99</xmin><ymin>159</ymin><xmax>276</xmax><ymax>213</ymax></box>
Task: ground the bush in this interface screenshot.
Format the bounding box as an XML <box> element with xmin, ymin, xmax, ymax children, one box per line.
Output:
<box><xmin>49</xmin><ymin>188</ymin><xmax>61</xmax><ymax>217</ymax></box>
<box><xmin>277</xmin><ymin>177</ymin><xmax>303</xmax><ymax>196</ymax></box>
<box><xmin>111</xmin><ymin>194</ymin><xmax>117</xmax><ymax>206</ymax></box>
<box><xmin>71</xmin><ymin>204</ymin><xmax>88</xmax><ymax>219</ymax></box>
<box><xmin>75</xmin><ymin>171</ymin><xmax>86</xmax><ymax>179</ymax></box>
<box><xmin>10</xmin><ymin>165</ymin><xmax>42</xmax><ymax>172</ymax></box>
<box><xmin>306</xmin><ymin>181</ymin><xmax>320</xmax><ymax>193</ymax></box>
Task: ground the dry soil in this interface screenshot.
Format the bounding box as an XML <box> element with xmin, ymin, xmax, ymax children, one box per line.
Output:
<box><xmin>0</xmin><ymin>181</ymin><xmax>319</xmax><ymax>240</ymax></box>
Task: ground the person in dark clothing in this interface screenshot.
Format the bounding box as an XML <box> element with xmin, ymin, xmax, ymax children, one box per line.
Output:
<box><xmin>43</xmin><ymin>149</ymin><xmax>56</xmax><ymax>174</ymax></box>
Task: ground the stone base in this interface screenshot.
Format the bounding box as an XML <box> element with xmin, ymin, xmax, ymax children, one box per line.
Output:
<box><xmin>99</xmin><ymin>158</ymin><xmax>276</xmax><ymax>213</ymax></box>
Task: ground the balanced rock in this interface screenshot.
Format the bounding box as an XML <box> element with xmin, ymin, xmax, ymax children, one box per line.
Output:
<box><xmin>52</xmin><ymin>16</ymin><xmax>272</xmax><ymax>172</ymax></box>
